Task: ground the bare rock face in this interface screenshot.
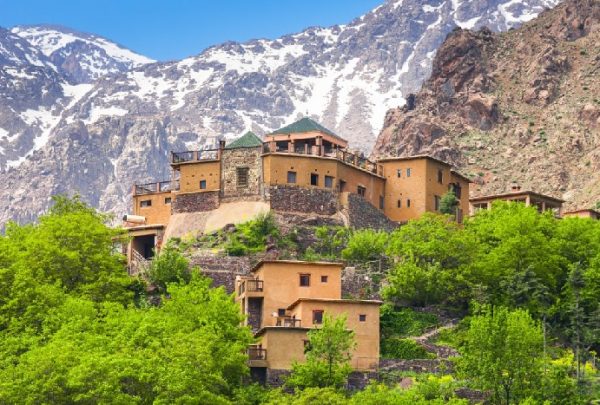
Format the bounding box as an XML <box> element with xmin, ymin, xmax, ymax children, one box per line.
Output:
<box><xmin>372</xmin><ymin>0</ymin><xmax>600</xmax><ymax>210</ymax></box>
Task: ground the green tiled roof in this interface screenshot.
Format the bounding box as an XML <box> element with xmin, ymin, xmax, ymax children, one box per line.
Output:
<box><xmin>225</xmin><ymin>131</ymin><xmax>263</xmax><ymax>149</ymax></box>
<box><xmin>269</xmin><ymin>117</ymin><xmax>339</xmax><ymax>138</ymax></box>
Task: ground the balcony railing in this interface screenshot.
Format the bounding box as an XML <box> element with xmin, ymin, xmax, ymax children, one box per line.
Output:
<box><xmin>275</xmin><ymin>317</ymin><xmax>301</xmax><ymax>328</ymax></box>
<box><xmin>238</xmin><ymin>279</ymin><xmax>264</xmax><ymax>295</ymax></box>
<box><xmin>247</xmin><ymin>347</ymin><xmax>267</xmax><ymax>361</ymax></box>
<box><xmin>262</xmin><ymin>142</ymin><xmax>384</xmax><ymax>176</ymax></box>
<box><xmin>134</xmin><ymin>180</ymin><xmax>179</xmax><ymax>195</ymax></box>
<box><xmin>171</xmin><ymin>149</ymin><xmax>219</xmax><ymax>164</ymax></box>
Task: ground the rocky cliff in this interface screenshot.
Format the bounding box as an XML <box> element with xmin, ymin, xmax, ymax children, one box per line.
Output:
<box><xmin>372</xmin><ymin>0</ymin><xmax>599</xmax><ymax>209</ymax></box>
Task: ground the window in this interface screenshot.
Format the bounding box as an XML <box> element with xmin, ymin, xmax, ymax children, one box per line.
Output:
<box><xmin>140</xmin><ymin>200</ymin><xmax>151</xmax><ymax>208</ymax></box>
<box><xmin>437</xmin><ymin>169</ymin><xmax>443</xmax><ymax>184</ymax></box>
<box><xmin>164</xmin><ymin>197</ymin><xmax>172</xmax><ymax>204</ymax></box>
<box><xmin>359</xmin><ymin>314</ymin><xmax>367</xmax><ymax>322</ymax></box>
<box><xmin>339</xmin><ymin>180</ymin><xmax>346</xmax><ymax>192</ymax></box>
<box><xmin>310</xmin><ymin>173</ymin><xmax>319</xmax><ymax>186</ymax></box>
<box><xmin>397</xmin><ymin>169</ymin><xmax>402</xmax><ymax>178</ymax></box>
<box><xmin>321</xmin><ymin>275</ymin><xmax>328</xmax><ymax>283</ymax></box>
<box><xmin>313</xmin><ymin>310</ymin><xmax>324</xmax><ymax>324</ymax></box>
<box><xmin>324</xmin><ymin>175</ymin><xmax>334</xmax><ymax>188</ymax></box>
<box><xmin>357</xmin><ymin>186</ymin><xmax>366</xmax><ymax>197</ymax></box>
<box><xmin>379</xmin><ymin>195</ymin><xmax>384</xmax><ymax>209</ymax></box>
<box><xmin>287</xmin><ymin>171</ymin><xmax>297</xmax><ymax>184</ymax></box>
<box><xmin>435</xmin><ymin>195</ymin><xmax>441</xmax><ymax>211</ymax></box>
<box><xmin>407</xmin><ymin>199</ymin><xmax>411</xmax><ymax>208</ymax></box>
<box><xmin>278</xmin><ymin>308</ymin><xmax>286</xmax><ymax>317</ymax></box>
<box><xmin>299</xmin><ymin>274</ymin><xmax>311</xmax><ymax>287</ymax></box>
<box><xmin>397</xmin><ymin>199</ymin><xmax>402</xmax><ymax>208</ymax></box>
<box><xmin>236</xmin><ymin>167</ymin><xmax>249</xmax><ymax>188</ymax></box>
<box><xmin>406</xmin><ymin>168</ymin><xmax>411</xmax><ymax>177</ymax></box>
<box><xmin>199</xmin><ymin>180</ymin><xmax>207</xmax><ymax>189</ymax></box>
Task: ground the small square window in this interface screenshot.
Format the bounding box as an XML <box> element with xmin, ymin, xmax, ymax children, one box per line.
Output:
<box><xmin>359</xmin><ymin>314</ymin><xmax>367</xmax><ymax>322</ymax></box>
<box><xmin>357</xmin><ymin>186</ymin><xmax>366</xmax><ymax>197</ymax></box>
<box><xmin>140</xmin><ymin>200</ymin><xmax>151</xmax><ymax>207</ymax></box>
<box><xmin>164</xmin><ymin>197</ymin><xmax>172</xmax><ymax>204</ymax></box>
<box><xmin>310</xmin><ymin>173</ymin><xmax>319</xmax><ymax>186</ymax></box>
<box><xmin>200</xmin><ymin>180</ymin><xmax>207</xmax><ymax>189</ymax></box>
<box><xmin>407</xmin><ymin>199</ymin><xmax>411</xmax><ymax>208</ymax></box>
<box><xmin>407</xmin><ymin>168</ymin><xmax>412</xmax><ymax>177</ymax></box>
<box><xmin>278</xmin><ymin>308</ymin><xmax>286</xmax><ymax>317</ymax></box>
<box><xmin>287</xmin><ymin>171</ymin><xmax>297</xmax><ymax>184</ymax></box>
<box><xmin>321</xmin><ymin>275</ymin><xmax>328</xmax><ymax>283</ymax></box>
<box><xmin>324</xmin><ymin>175</ymin><xmax>334</xmax><ymax>188</ymax></box>
<box><xmin>299</xmin><ymin>274</ymin><xmax>311</xmax><ymax>287</ymax></box>
<box><xmin>313</xmin><ymin>310</ymin><xmax>324</xmax><ymax>324</ymax></box>
<box><xmin>397</xmin><ymin>169</ymin><xmax>402</xmax><ymax>178</ymax></box>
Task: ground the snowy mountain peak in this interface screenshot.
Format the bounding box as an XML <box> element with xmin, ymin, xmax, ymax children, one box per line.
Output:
<box><xmin>11</xmin><ymin>24</ymin><xmax>154</xmax><ymax>83</ymax></box>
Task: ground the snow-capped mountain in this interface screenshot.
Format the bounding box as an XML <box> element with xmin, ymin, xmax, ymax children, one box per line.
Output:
<box><xmin>11</xmin><ymin>25</ymin><xmax>154</xmax><ymax>83</ymax></box>
<box><xmin>0</xmin><ymin>0</ymin><xmax>561</xmax><ymax>226</ymax></box>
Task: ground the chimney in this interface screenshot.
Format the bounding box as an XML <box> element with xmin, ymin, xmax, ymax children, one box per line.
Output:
<box><xmin>217</xmin><ymin>139</ymin><xmax>226</xmax><ymax>160</ymax></box>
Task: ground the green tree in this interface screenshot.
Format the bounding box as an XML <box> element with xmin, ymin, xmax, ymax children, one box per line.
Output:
<box><xmin>287</xmin><ymin>315</ymin><xmax>355</xmax><ymax>389</ymax></box>
<box><xmin>146</xmin><ymin>246</ymin><xmax>192</xmax><ymax>292</ymax></box>
<box><xmin>458</xmin><ymin>306</ymin><xmax>544</xmax><ymax>404</ymax></box>
<box><xmin>439</xmin><ymin>190</ymin><xmax>458</xmax><ymax>215</ymax></box>
<box><xmin>342</xmin><ymin>229</ymin><xmax>389</xmax><ymax>263</ymax></box>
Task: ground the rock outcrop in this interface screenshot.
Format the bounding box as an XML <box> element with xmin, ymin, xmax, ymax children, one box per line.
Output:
<box><xmin>372</xmin><ymin>0</ymin><xmax>600</xmax><ymax>210</ymax></box>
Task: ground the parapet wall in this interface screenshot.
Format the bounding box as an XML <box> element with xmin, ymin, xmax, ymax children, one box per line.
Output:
<box><xmin>172</xmin><ymin>191</ymin><xmax>220</xmax><ymax>213</ymax></box>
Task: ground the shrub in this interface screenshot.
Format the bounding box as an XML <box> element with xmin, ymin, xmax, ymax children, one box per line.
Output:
<box><xmin>381</xmin><ymin>338</ymin><xmax>435</xmax><ymax>359</ymax></box>
<box><xmin>146</xmin><ymin>247</ymin><xmax>191</xmax><ymax>292</ymax></box>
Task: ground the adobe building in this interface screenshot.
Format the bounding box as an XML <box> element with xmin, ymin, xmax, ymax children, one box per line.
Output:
<box><xmin>235</xmin><ymin>260</ymin><xmax>382</xmax><ymax>385</ymax></box>
<box><xmin>563</xmin><ymin>208</ymin><xmax>600</xmax><ymax>220</ymax></box>
<box><xmin>469</xmin><ymin>186</ymin><xmax>564</xmax><ymax>217</ymax></box>
<box><xmin>124</xmin><ymin>117</ymin><xmax>471</xmax><ymax>266</ymax></box>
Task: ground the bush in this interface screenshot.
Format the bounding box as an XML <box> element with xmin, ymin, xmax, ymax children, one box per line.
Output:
<box><xmin>146</xmin><ymin>247</ymin><xmax>191</xmax><ymax>292</ymax></box>
<box><xmin>224</xmin><ymin>212</ymin><xmax>280</xmax><ymax>256</ymax></box>
<box><xmin>380</xmin><ymin>304</ymin><xmax>439</xmax><ymax>339</ymax></box>
<box><xmin>381</xmin><ymin>338</ymin><xmax>435</xmax><ymax>359</ymax></box>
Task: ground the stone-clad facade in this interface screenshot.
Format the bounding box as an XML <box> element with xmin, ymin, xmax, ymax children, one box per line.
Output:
<box><xmin>221</xmin><ymin>147</ymin><xmax>262</xmax><ymax>198</ymax></box>
<box><xmin>171</xmin><ymin>191</ymin><xmax>219</xmax><ymax>213</ymax></box>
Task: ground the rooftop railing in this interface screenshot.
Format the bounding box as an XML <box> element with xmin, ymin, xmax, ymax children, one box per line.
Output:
<box><xmin>275</xmin><ymin>317</ymin><xmax>301</xmax><ymax>328</ymax></box>
<box><xmin>262</xmin><ymin>142</ymin><xmax>384</xmax><ymax>176</ymax></box>
<box><xmin>238</xmin><ymin>279</ymin><xmax>264</xmax><ymax>295</ymax></box>
<box><xmin>134</xmin><ymin>180</ymin><xmax>179</xmax><ymax>195</ymax></box>
<box><xmin>171</xmin><ymin>149</ymin><xmax>219</xmax><ymax>164</ymax></box>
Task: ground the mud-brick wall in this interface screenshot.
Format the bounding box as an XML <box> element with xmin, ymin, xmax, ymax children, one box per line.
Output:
<box><xmin>268</xmin><ymin>185</ymin><xmax>338</xmax><ymax>215</ymax></box>
<box><xmin>348</xmin><ymin>193</ymin><xmax>398</xmax><ymax>231</ymax></box>
<box><xmin>221</xmin><ymin>147</ymin><xmax>262</xmax><ymax>197</ymax></box>
<box><xmin>172</xmin><ymin>191</ymin><xmax>219</xmax><ymax>213</ymax></box>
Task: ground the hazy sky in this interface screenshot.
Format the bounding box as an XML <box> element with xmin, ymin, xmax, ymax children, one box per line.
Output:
<box><xmin>0</xmin><ymin>0</ymin><xmax>383</xmax><ymax>61</ymax></box>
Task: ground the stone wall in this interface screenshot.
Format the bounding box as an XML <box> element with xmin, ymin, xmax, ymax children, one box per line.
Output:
<box><xmin>379</xmin><ymin>359</ymin><xmax>454</xmax><ymax>374</ymax></box>
<box><xmin>268</xmin><ymin>185</ymin><xmax>338</xmax><ymax>215</ymax></box>
<box><xmin>348</xmin><ymin>193</ymin><xmax>398</xmax><ymax>231</ymax></box>
<box><xmin>342</xmin><ymin>266</ymin><xmax>383</xmax><ymax>300</ymax></box>
<box><xmin>221</xmin><ymin>147</ymin><xmax>262</xmax><ymax>197</ymax></box>
<box><xmin>266</xmin><ymin>369</ymin><xmax>290</xmax><ymax>388</ymax></box>
<box><xmin>172</xmin><ymin>191</ymin><xmax>219</xmax><ymax>213</ymax></box>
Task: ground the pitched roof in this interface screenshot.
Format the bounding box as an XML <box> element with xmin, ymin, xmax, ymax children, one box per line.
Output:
<box><xmin>225</xmin><ymin>131</ymin><xmax>263</xmax><ymax>149</ymax></box>
<box><xmin>269</xmin><ymin>117</ymin><xmax>339</xmax><ymax>138</ymax></box>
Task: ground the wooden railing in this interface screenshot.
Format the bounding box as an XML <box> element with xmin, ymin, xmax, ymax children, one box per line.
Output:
<box><xmin>238</xmin><ymin>279</ymin><xmax>264</xmax><ymax>295</ymax></box>
<box><xmin>171</xmin><ymin>149</ymin><xmax>219</xmax><ymax>164</ymax></box>
<box><xmin>275</xmin><ymin>317</ymin><xmax>301</xmax><ymax>328</ymax></box>
<box><xmin>134</xmin><ymin>180</ymin><xmax>178</xmax><ymax>195</ymax></box>
<box><xmin>247</xmin><ymin>347</ymin><xmax>267</xmax><ymax>360</ymax></box>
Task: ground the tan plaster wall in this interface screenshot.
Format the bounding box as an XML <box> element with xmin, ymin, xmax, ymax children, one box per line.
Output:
<box><xmin>133</xmin><ymin>191</ymin><xmax>173</xmax><ymax>225</ymax></box>
<box><xmin>253</xmin><ymin>262</ymin><xmax>343</xmax><ymax>328</ymax></box>
<box><xmin>178</xmin><ymin>160</ymin><xmax>221</xmax><ymax>193</ymax></box>
<box><xmin>289</xmin><ymin>301</ymin><xmax>380</xmax><ymax>370</ymax></box>
<box><xmin>263</xmin><ymin>154</ymin><xmax>385</xmax><ymax>211</ymax></box>
<box><xmin>260</xmin><ymin>329</ymin><xmax>308</xmax><ymax>370</ymax></box>
<box><xmin>381</xmin><ymin>159</ymin><xmax>428</xmax><ymax>221</ymax></box>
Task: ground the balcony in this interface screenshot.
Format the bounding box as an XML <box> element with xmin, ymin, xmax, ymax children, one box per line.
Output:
<box><xmin>134</xmin><ymin>180</ymin><xmax>179</xmax><ymax>195</ymax></box>
<box><xmin>171</xmin><ymin>149</ymin><xmax>219</xmax><ymax>164</ymax></box>
<box><xmin>247</xmin><ymin>347</ymin><xmax>267</xmax><ymax>361</ymax></box>
<box><xmin>238</xmin><ymin>279</ymin><xmax>264</xmax><ymax>295</ymax></box>
<box><xmin>275</xmin><ymin>316</ymin><xmax>301</xmax><ymax>328</ymax></box>
<box><xmin>262</xmin><ymin>142</ymin><xmax>384</xmax><ymax>176</ymax></box>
